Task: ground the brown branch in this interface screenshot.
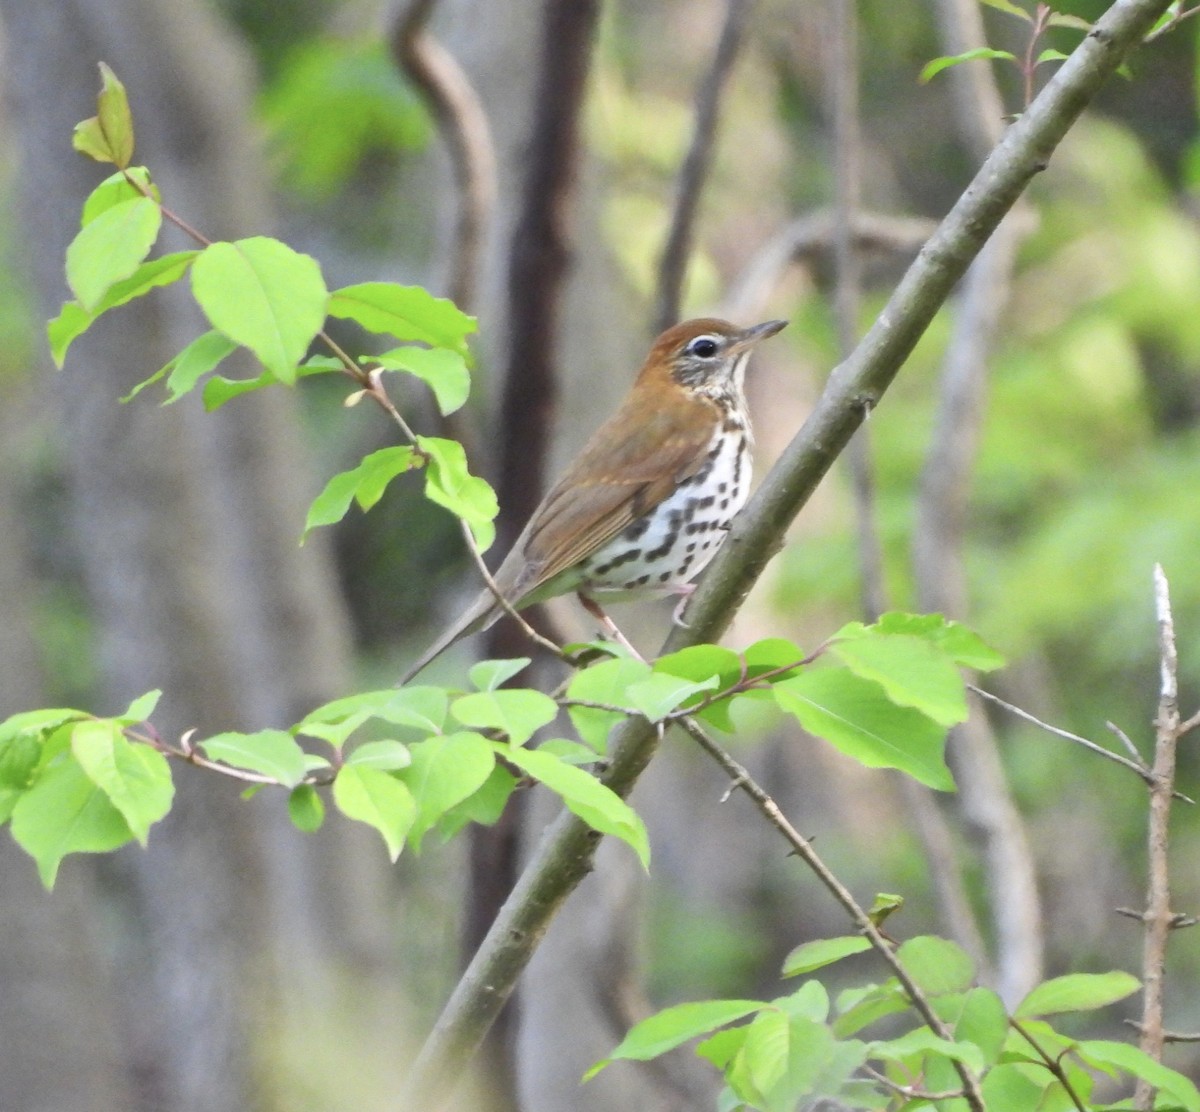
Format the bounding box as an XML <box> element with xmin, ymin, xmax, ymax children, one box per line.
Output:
<box><xmin>654</xmin><ymin>0</ymin><xmax>758</xmax><ymax>331</ymax></box>
<box><xmin>1011</xmin><ymin>1018</ymin><xmax>1090</xmax><ymax>1112</ymax></box>
<box><xmin>679</xmin><ymin>717</ymin><xmax>985</xmax><ymax>1111</ymax></box>
<box><xmin>1135</xmin><ymin>564</ymin><xmax>1184</xmax><ymax>1109</ymax></box>
<box><xmin>388</xmin><ymin>0</ymin><xmax>496</xmax><ymax>312</ymax></box>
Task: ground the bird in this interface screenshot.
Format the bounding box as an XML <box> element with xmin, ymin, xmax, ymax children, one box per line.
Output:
<box><xmin>401</xmin><ymin>316</ymin><xmax>787</xmax><ymax>682</ymax></box>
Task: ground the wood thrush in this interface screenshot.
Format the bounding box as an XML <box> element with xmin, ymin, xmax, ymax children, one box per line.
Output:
<box><xmin>401</xmin><ymin>316</ymin><xmax>787</xmax><ymax>681</ymax></box>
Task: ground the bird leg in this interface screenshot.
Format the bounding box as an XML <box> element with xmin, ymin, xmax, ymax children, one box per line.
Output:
<box><xmin>578</xmin><ymin>594</ymin><xmax>645</xmax><ymax>662</ymax></box>
<box><xmin>671</xmin><ymin>583</ymin><xmax>697</xmax><ymax>628</ymax></box>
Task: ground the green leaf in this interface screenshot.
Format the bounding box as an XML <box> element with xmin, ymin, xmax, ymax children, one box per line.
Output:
<box><xmin>140</xmin><ymin>330</ymin><xmax>239</xmax><ymax>404</ymax></box>
<box><xmin>327</xmin><ymin>282</ymin><xmax>475</xmax><ymax>356</ymax></box>
<box><xmin>202</xmin><ymin>356</ymin><xmax>338</xmax><ymax>411</ymax></box>
<box><xmin>398</xmin><ymin>732</ymin><xmax>495</xmax><ymax>849</ymax></box>
<box><xmin>52</xmin><ymin>252</ymin><xmax>198</xmax><ymax>370</ymax></box>
<box><xmin>375</xmin><ymin>345</ymin><xmax>471</xmax><ymax>415</ymax></box>
<box><xmin>1015</xmin><ymin>971</ymin><xmax>1140</xmax><ymax>1018</ymax></box>
<box><xmin>1046</xmin><ymin>12</ymin><xmax>1092</xmax><ymax>30</ymax></box>
<box><xmin>469</xmin><ymin>657</ymin><xmax>532</xmax><ymax>691</ymax></box>
<box><xmin>833</xmin><ymin>981</ymin><xmax>909</xmax><ymax>1037</ymax></box>
<box><xmin>774</xmin><ymin>668</ymin><xmax>955</xmax><ymax>790</ymax></box>
<box><xmin>287</xmin><ymin>784</ymin><xmax>325</xmax><ymax>832</ymax></box>
<box><xmin>80</xmin><ymin>167</ymin><xmax>157</xmax><ymax>225</ymax></box>
<box><xmin>896</xmin><ymin>935</ymin><xmax>975</xmax><ymax>996</ymax></box>
<box><xmin>70</xmin><ymin>720</ymin><xmax>173</xmax><ymax>844</ymax></box>
<box><xmin>585</xmin><ymin>998</ymin><xmax>764</xmax><ymax>1079</ymax></box>
<box><xmin>624</xmin><ymin>672</ymin><xmax>720</xmax><ymax>722</ymax></box>
<box><xmin>654</xmin><ymin>644</ymin><xmax>742</xmax><ymax>685</ymax></box>
<box><xmin>919</xmin><ymin>47</ymin><xmax>1016</xmax><ymax>84</ymax></box>
<box><xmin>72</xmin><ymin>62</ymin><xmax>135</xmax><ymax>167</ymax></box>
<box><xmin>782</xmin><ymin>935</ymin><xmax>871</xmax><ymax>977</ymax></box>
<box><xmin>874</xmin><ymin>612</ymin><xmax>1005</xmax><ymax>671</ymax></box>
<box><xmin>774</xmin><ymin>980</ymin><xmax>830</xmax><ymax>1022</ymax></box>
<box><xmin>418</xmin><ymin>436</ymin><xmax>498</xmax><ymax>551</ymax></box>
<box><xmin>1076</xmin><ymin>1040</ymin><xmax>1200</xmax><ymax>1112</ymax></box>
<box><xmin>190</xmin><ymin>237</ymin><xmax>328</xmax><ymax>383</ymax></box>
<box><xmin>830</xmin><ymin>629</ymin><xmax>968</xmax><ymax>727</ymax></box>
<box><xmin>738</xmin><ymin>1009</ymin><xmax>791</xmax><ymax>1100</ymax></box>
<box><xmin>303</xmin><ymin>446</ymin><xmax>419</xmax><ymax>538</ymax></box>
<box><xmin>297</xmin><ymin>686</ymin><xmax>449</xmax><ymax>742</ymax></box>
<box><xmin>695</xmin><ymin>1025</ymin><xmax>748</xmax><ymax>1071</ymax></box>
<box><xmin>435</xmin><ymin>763</ymin><xmax>517</xmax><ymax>840</ymax></box>
<box><xmin>503</xmin><ymin>745</ymin><xmax>649</xmax><ymax>867</ymax></box>
<box><xmin>332</xmin><ymin>764</ymin><xmax>416</xmax><ymax>860</ymax></box>
<box><xmin>10</xmin><ymin>756</ymin><xmax>134</xmax><ymax>887</ymax></box>
<box><xmin>955</xmin><ymin>987</ymin><xmax>1009</xmax><ymax>1069</ymax></box>
<box><xmin>451</xmin><ymin>689</ymin><xmax>558</xmax><ymax>746</ymax></box>
<box><xmin>869</xmin><ymin>1028</ymin><xmax>985</xmax><ymax>1073</ymax></box>
<box><xmin>981</xmin><ymin>1061</ymin><xmax>1050</xmax><ymax>1108</ymax></box>
<box><xmin>117</xmin><ymin>689</ymin><xmax>161</xmax><ymax>724</ymax></box>
<box><xmin>200</xmin><ymin>729</ymin><xmax>309</xmax><ymax>788</ymax></box>
<box><xmin>66</xmin><ymin>197</ymin><xmax>162</xmax><ymax>312</ymax></box>
<box><xmin>567</xmin><ymin>656</ymin><xmax>652</xmax><ymax>752</ymax></box>
<box><xmin>344</xmin><ymin>740</ymin><xmax>412</xmax><ymax>771</ymax></box>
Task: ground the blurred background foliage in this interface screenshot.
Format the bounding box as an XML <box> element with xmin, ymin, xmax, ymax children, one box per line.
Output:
<box><xmin>2</xmin><ymin>0</ymin><xmax>1200</xmax><ymax>1108</ymax></box>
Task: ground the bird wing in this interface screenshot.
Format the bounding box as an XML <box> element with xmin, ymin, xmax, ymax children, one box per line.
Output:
<box><xmin>508</xmin><ymin>395</ymin><xmax>719</xmax><ymax>600</ymax></box>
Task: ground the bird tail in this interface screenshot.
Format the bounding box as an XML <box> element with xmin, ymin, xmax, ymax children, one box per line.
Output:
<box><xmin>398</xmin><ymin>590</ymin><xmax>499</xmax><ymax>685</ymax></box>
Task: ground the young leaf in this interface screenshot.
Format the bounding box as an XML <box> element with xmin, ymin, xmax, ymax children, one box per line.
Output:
<box><xmin>298</xmin><ymin>686</ymin><xmax>449</xmax><ymax>739</ymax></box>
<box><xmin>979</xmin><ymin>0</ymin><xmax>1034</xmax><ymax>20</ymax></box>
<box><xmin>10</xmin><ymin>757</ymin><xmax>134</xmax><ymax>887</ymax></box>
<box><xmin>302</xmin><ymin>446</ymin><xmax>418</xmax><ymax>538</ymax></box>
<box><xmin>868</xmin><ymin>1028</ymin><xmax>985</xmax><ymax>1074</ymax></box>
<box><xmin>895</xmin><ymin>935</ymin><xmax>975</xmax><ymax>996</ymax></box>
<box><xmin>287</xmin><ymin>784</ymin><xmax>325</xmax><ymax>832</ymax></box>
<box><xmin>774</xmin><ymin>668</ymin><xmax>955</xmax><ymax>790</ymax></box>
<box><xmin>200</xmin><ymin>729</ymin><xmax>309</xmax><ymax>788</ymax></box>
<box><xmin>1014</xmin><ymin>971</ymin><xmax>1140</xmax><ymax>1018</ymax></box>
<box><xmin>202</xmin><ymin>356</ymin><xmax>340</xmax><ymax>412</ymax></box>
<box><xmin>66</xmin><ymin>197</ymin><xmax>162</xmax><ymax>312</ymax></box>
<box><xmin>469</xmin><ymin>657</ymin><xmax>532</xmax><ymax>691</ymax></box>
<box><xmin>52</xmin><ymin>252</ymin><xmax>198</xmax><ymax>369</ymax></box>
<box><xmin>190</xmin><ymin>237</ymin><xmax>328</xmax><ymax>384</ymax></box>
<box><xmin>80</xmin><ymin>167</ymin><xmax>158</xmax><ymax>225</ymax></box>
<box><xmin>344</xmin><ymin>740</ymin><xmax>412</xmax><ymax>772</ymax></box>
<box><xmin>1075</xmin><ymin>1040</ymin><xmax>1200</xmax><ymax>1112</ymax></box>
<box><xmin>418</xmin><ymin>436</ymin><xmax>499</xmax><ymax>551</ymax></box>
<box><xmin>833</xmin><ymin>981</ymin><xmax>909</xmax><ymax>1037</ymax></box>
<box><xmin>397</xmin><ymin>732</ymin><xmax>495</xmax><ymax>849</ymax></box>
<box><xmin>145</xmin><ymin>330</ymin><xmax>240</xmax><ymax>403</ymax></box>
<box><xmin>374</xmin><ymin>345</ymin><xmax>471</xmax><ymax>415</ymax></box>
<box><xmin>955</xmin><ymin>987</ymin><xmax>1009</xmax><ymax>1069</ymax></box>
<box><xmin>585</xmin><ymin>999</ymin><xmax>764</xmax><ymax>1079</ymax></box>
<box><xmin>503</xmin><ymin>745</ymin><xmax>649</xmax><ymax>867</ymax></box>
<box><xmin>70</xmin><ymin>720</ymin><xmax>173</xmax><ymax>844</ymax></box>
<box><xmin>567</xmin><ymin>656</ymin><xmax>652</xmax><ymax>752</ymax></box>
<box><xmin>919</xmin><ymin>47</ymin><xmax>1016</xmax><ymax>84</ymax></box>
<box><xmin>117</xmin><ymin>689</ymin><xmax>162</xmax><ymax>725</ymax></box>
<box><xmin>624</xmin><ymin>672</ymin><xmax>720</xmax><ymax>723</ymax></box>
<box><xmin>435</xmin><ymin>764</ymin><xmax>517</xmax><ymax>840</ymax></box>
<box><xmin>332</xmin><ymin>764</ymin><xmax>416</xmax><ymax>860</ymax></box>
<box><xmin>73</xmin><ymin>62</ymin><xmax>135</xmax><ymax>167</ymax></box>
<box><xmin>782</xmin><ymin>936</ymin><xmax>872</xmax><ymax>977</ymax></box>
<box><xmin>873</xmin><ymin>612</ymin><xmax>1005</xmax><ymax>672</ymax></box>
<box><xmin>451</xmin><ymin>689</ymin><xmax>558</xmax><ymax>746</ymax></box>
<box><xmin>327</xmin><ymin>282</ymin><xmax>475</xmax><ymax>356</ymax></box>
<box><xmin>829</xmin><ymin>631</ymin><xmax>968</xmax><ymax>727</ymax></box>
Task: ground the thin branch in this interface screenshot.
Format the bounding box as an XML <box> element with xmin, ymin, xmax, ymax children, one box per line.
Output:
<box><xmin>1011</xmin><ymin>1018</ymin><xmax>1090</xmax><ymax>1112</ymax></box>
<box><xmin>864</xmin><ymin>1066</ymin><xmax>965</xmax><ymax>1102</ymax></box>
<box><xmin>655</xmin><ymin>0</ymin><xmax>758</xmax><ymax>331</ymax></box>
<box><xmin>1135</xmin><ymin>564</ymin><xmax>1184</xmax><ymax>1109</ymax></box>
<box><xmin>400</xmin><ymin>4</ymin><xmax>1177</xmax><ymax>1103</ymax></box>
<box><xmin>679</xmin><ymin>716</ymin><xmax>985</xmax><ymax>1111</ymax></box>
<box><xmin>388</xmin><ymin>0</ymin><xmax>496</xmax><ymax>311</ymax></box>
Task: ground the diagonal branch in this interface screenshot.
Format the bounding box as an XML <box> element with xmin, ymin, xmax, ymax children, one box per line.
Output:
<box><xmin>400</xmin><ymin>3</ymin><xmax>1177</xmax><ymax>1105</ymax></box>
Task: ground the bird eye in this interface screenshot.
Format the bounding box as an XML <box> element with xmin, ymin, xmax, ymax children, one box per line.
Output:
<box><xmin>686</xmin><ymin>336</ymin><xmax>720</xmax><ymax>358</ymax></box>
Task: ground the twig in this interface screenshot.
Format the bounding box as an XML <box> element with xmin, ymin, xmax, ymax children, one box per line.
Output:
<box><xmin>968</xmin><ymin>683</ymin><xmax>1169</xmax><ymax>788</ymax></box>
<box><xmin>654</xmin><ymin>0</ymin><xmax>757</xmax><ymax>331</ymax></box>
<box><xmin>388</xmin><ymin>0</ymin><xmax>496</xmax><ymax>311</ymax></box>
<box><xmin>1011</xmin><ymin>1018</ymin><xmax>1089</xmax><ymax>1112</ymax></box>
<box><xmin>679</xmin><ymin>716</ymin><xmax>985</xmax><ymax>1111</ymax></box>
<box><xmin>1125</xmin><ymin>1019</ymin><xmax>1200</xmax><ymax>1043</ymax></box>
<box><xmin>400</xmin><ymin>4</ymin><xmax>1178</xmax><ymax>1103</ymax></box>
<box><xmin>1135</xmin><ymin>564</ymin><xmax>1184</xmax><ymax>1109</ymax></box>
<box><xmin>864</xmin><ymin>1065</ymin><xmax>965</xmax><ymax>1102</ymax></box>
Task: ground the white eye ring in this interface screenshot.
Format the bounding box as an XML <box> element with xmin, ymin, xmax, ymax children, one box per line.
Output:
<box><xmin>686</xmin><ymin>335</ymin><xmax>720</xmax><ymax>358</ymax></box>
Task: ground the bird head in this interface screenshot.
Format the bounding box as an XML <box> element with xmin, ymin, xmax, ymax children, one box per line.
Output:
<box><xmin>650</xmin><ymin>317</ymin><xmax>787</xmax><ymax>398</ymax></box>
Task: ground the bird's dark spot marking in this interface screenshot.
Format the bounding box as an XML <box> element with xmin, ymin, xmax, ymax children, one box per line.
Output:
<box><xmin>592</xmin><ymin>547</ymin><xmax>641</xmax><ymax>576</ymax></box>
<box><xmin>658</xmin><ymin>570</ymin><xmax>673</xmax><ymax>584</ymax></box>
<box><xmin>622</xmin><ymin>517</ymin><xmax>651</xmax><ymax>542</ymax></box>
<box><xmin>629</xmin><ymin>574</ymin><xmax>651</xmax><ymax>588</ymax></box>
<box><xmin>646</xmin><ymin>530</ymin><xmax>679</xmax><ymax>561</ymax></box>
<box><xmin>686</xmin><ymin>542</ymin><xmax>697</xmax><ymax>554</ymax></box>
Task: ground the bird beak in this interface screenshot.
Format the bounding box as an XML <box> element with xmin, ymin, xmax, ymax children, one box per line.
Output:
<box><xmin>731</xmin><ymin>319</ymin><xmax>787</xmax><ymax>353</ymax></box>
